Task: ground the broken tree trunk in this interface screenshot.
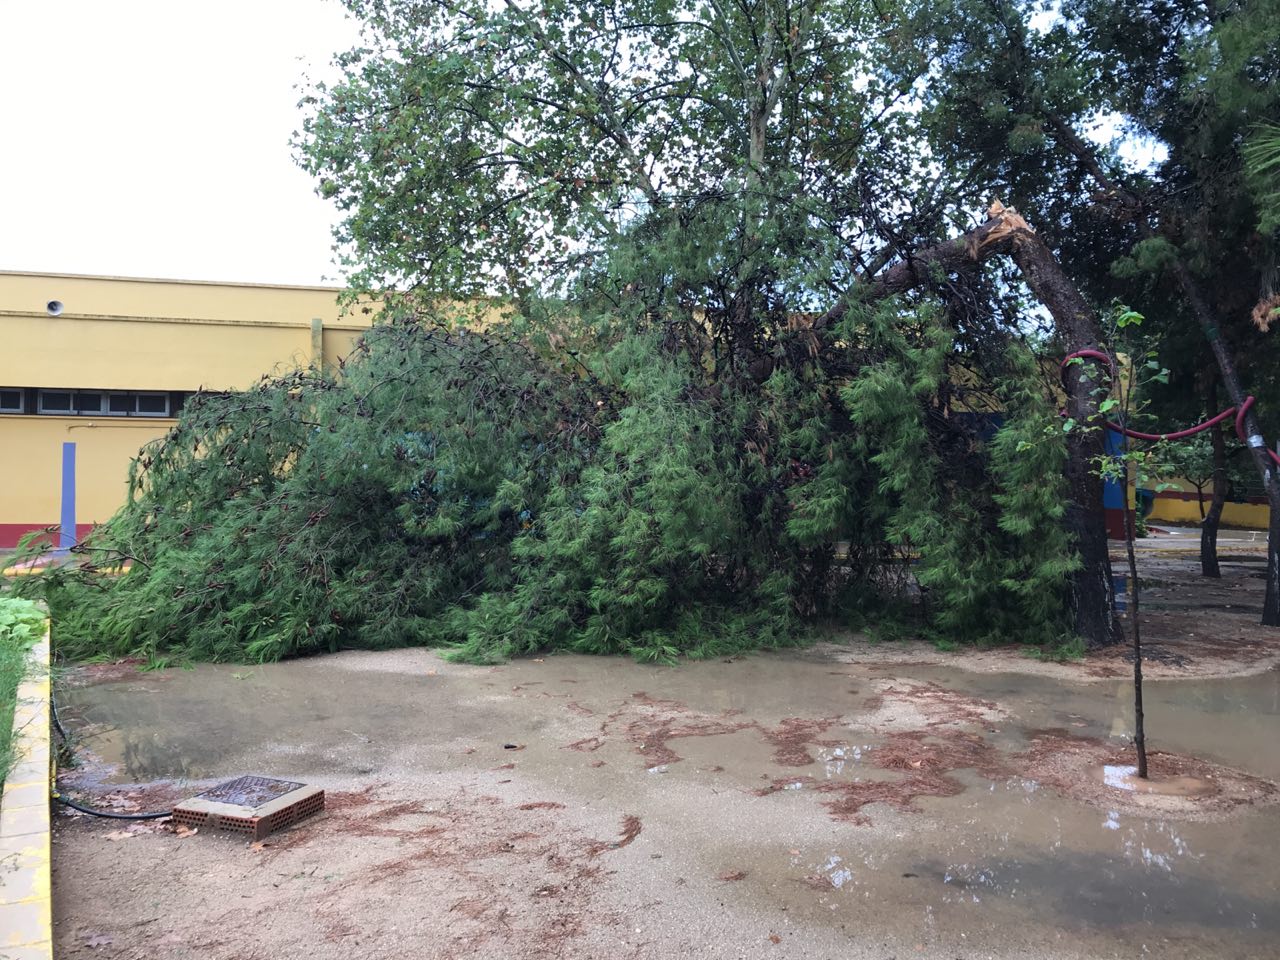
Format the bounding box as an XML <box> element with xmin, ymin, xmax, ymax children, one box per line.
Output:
<box><xmin>814</xmin><ymin>202</ymin><xmax>1124</xmax><ymax>648</ymax></box>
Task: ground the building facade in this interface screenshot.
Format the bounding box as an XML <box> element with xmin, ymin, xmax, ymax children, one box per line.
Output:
<box><xmin>0</xmin><ymin>272</ymin><xmax>371</xmax><ymax>548</ymax></box>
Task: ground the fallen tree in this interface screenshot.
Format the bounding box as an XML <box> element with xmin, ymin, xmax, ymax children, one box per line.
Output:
<box><xmin>15</xmin><ymin>277</ymin><xmax>1089</xmax><ymax>663</ymax></box>
<box><xmin>805</xmin><ymin>202</ymin><xmax>1122</xmax><ymax>647</ymax></box>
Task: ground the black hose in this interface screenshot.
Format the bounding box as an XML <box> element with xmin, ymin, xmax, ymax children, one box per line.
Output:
<box><xmin>50</xmin><ymin>692</ymin><xmax>70</xmax><ymax>742</ymax></box>
<box><xmin>53</xmin><ymin>792</ymin><xmax>171</xmax><ymax>820</ymax></box>
<box><xmin>49</xmin><ymin>688</ymin><xmax>172</xmax><ymax>820</ymax></box>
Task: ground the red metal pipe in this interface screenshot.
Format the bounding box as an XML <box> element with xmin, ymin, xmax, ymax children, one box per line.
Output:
<box><xmin>1061</xmin><ymin>350</ymin><xmax>1260</xmax><ymax>444</ymax></box>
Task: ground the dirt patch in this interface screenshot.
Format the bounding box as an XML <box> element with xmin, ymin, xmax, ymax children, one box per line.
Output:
<box><xmin>812</xmin><ymin>728</ymin><xmax>1009</xmax><ymax>824</ymax></box>
<box><xmin>815</xmin><ymin>773</ymin><xmax>967</xmax><ymax>824</ymax></box>
<box><xmin>753</xmin><ymin>775</ymin><xmax>813</xmax><ymax>797</ymax></box>
<box><xmin>861</xmin><ymin>680</ymin><xmax>1007</xmax><ymax>730</ymax></box>
<box><xmin>1018</xmin><ymin>729</ymin><xmax>1280</xmax><ymax>821</ymax></box>
<box><xmin>54</xmin><ymin>783</ymin><xmax>620</xmax><ymax>960</ymax></box>
<box><xmin>60</xmin><ymin>658</ymin><xmax>154</xmax><ymax>688</ymax></box>
<box><xmin>55</xmin><ymin>778</ymin><xmax>187</xmax><ymax>818</ymax></box>
<box><xmin>582</xmin><ymin>693</ymin><xmax>847</xmax><ymax>770</ymax></box>
<box><xmin>758</xmin><ymin>717</ymin><xmax>841</xmax><ymax>766</ymax></box>
<box><xmin>872</xmin><ymin>729</ymin><xmax>1007</xmax><ymax>778</ymax></box>
<box><xmin>577</xmin><ymin>692</ymin><xmax>752</xmax><ymax>768</ymax></box>
<box><xmin>608</xmin><ymin>692</ymin><xmax>755</xmax><ymax>768</ymax></box>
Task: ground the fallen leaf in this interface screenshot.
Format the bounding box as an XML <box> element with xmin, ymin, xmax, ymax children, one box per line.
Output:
<box><xmin>103</xmin><ymin>830</ymin><xmax>134</xmax><ymax>842</ymax></box>
<box><xmin>250</xmin><ymin>840</ymin><xmax>271</xmax><ymax>851</ymax></box>
<box><xmin>718</xmin><ymin>870</ymin><xmax>748</xmax><ymax>882</ymax></box>
<box><xmin>175</xmin><ymin>825</ymin><xmax>198</xmax><ymax>838</ymax></box>
<box><xmin>768</xmin><ymin>933</ymin><xmax>782</xmax><ymax>945</ymax></box>
<box><xmin>84</xmin><ymin>933</ymin><xmax>114</xmax><ymax>948</ymax></box>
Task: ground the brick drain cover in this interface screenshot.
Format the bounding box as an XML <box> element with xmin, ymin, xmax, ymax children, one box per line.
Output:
<box><xmin>173</xmin><ymin>776</ymin><xmax>324</xmax><ymax>841</ymax></box>
<box><xmin>197</xmin><ymin>776</ymin><xmax>306</xmax><ymax>806</ymax></box>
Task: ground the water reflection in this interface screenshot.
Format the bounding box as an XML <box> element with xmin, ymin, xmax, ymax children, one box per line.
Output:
<box><xmin>815</xmin><ymin>743</ymin><xmax>870</xmax><ymax>779</ymax></box>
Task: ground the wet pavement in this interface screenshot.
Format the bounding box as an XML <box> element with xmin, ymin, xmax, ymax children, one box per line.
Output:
<box><xmin>51</xmin><ymin>644</ymin><xmax>1280</xmax><ymax>959</ymax></box>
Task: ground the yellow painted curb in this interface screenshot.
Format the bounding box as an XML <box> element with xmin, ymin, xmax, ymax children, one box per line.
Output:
<box><xmin>1</xmin><ymin>616</ymin><xmax>53</xmax><ymax>959</ymax></box>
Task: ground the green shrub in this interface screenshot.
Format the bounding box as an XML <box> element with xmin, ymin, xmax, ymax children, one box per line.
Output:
<box><xmin>0</xmin><ymin>596</ymin><xmax>45</xmax><ymax>784</ymax></box>
<box><xmin>14</xmin><ymin>305</ymin><xmax>1078</xmax><ymax>664</ymax></box>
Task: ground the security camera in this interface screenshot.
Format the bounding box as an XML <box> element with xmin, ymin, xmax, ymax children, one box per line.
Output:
<box><xmin>47</xmin><ymin>300</ymin><xmax>64</xmax><ymax>316</ymax></box>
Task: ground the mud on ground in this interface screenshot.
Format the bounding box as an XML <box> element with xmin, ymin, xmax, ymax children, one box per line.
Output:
<box><xmin>43</xmin><ymin>532</ymin><xmax>1280</xmax><ymax>960</ymax></box>
<box><xmin>818</xmin><ymin>533</ymin><xmax>1280</xmax><ymax>682</ymax></box>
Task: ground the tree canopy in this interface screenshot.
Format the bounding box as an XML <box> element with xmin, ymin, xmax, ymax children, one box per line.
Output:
<box><xmin>14</xmin><ymin>0</ymin><xmax>1279</xmax><ymax>662</ymax></box>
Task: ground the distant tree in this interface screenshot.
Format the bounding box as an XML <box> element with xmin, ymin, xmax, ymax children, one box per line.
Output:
<box><xmin>1159</xmin><ymin>435</ymin><xmax>1224</xmax><ymax>521</ymax></box>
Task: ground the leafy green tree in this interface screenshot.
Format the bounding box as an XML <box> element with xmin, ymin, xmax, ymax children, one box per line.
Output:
<box><xmin>298</xmin><ymin>0</ymin><xmax>918</xmax><ymax>339</ymax></box>
<box><xmin>1156</xmin><ymin>434</ymin><xmax>1252</xmax><ymax>519</ymax></box>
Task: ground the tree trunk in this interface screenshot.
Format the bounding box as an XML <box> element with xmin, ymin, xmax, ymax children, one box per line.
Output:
<box><xmin>1001</xmin><ymin>209</ymin><xmax>1124</xmax><ymax>648</ymax></box>
<box><xmin>1171</xmin><ymin>261</ymin><xmax>1280</xmax><ymax>625</ymax></box>
<box><xmin>1201</xmin><ymin>385</ymin><xmax>1226</xmax><ymax>579</ymax></box>
<box><xmin>814</xmin><ymin>203</ymin><xmax>1123</xmax><ymax>648</ymax></box>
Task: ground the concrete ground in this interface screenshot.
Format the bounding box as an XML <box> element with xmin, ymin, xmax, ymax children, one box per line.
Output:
<box><xmin>39</xmin><ymin>538</ymin><xmax>1280</xmax><ymax>960</ymax></box>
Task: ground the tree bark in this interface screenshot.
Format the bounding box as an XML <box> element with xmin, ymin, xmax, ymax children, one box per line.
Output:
<box><xmin>1001</xmin><ymin>207</ymin><xmax>1124</xmax><ymax>648</ymax></box>
<box><xmin>814</xmin><ymin>203</ymin><xmax>1124</xmax><ymax>648</ymax></box>
<box><xmin>1171</xmin><ymin>261</ymin><xmax>1280</xmax><ymax>624</ymax></box>
<box><xmin>1202</xmin><ymin>411</ymin><xmax>1226</xmax><ymax>579</ymax></box>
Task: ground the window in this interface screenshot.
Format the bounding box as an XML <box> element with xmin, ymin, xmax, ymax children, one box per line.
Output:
<box><xmin>38</xmin><ymin>391</ymin><xmax>72</xmax><ymax>414</ymax></box>
<box><xmin>29</xmin><ymin>388</ymin><xmax>175</xmax><ymax>416</ymax></box>
<box><xmin>0</xmin><ymin>389</ymin><xmax>22</xmax><ymax>413</ymax></box>
<box><xmin>106</xmin><ymin>392</ymin><xmax>170</xmax><ymax>417</ymax></box>
<box><xmin>74</xmin><ymin>391</ymin><xmax>104</xmax><ymax>414</ymax></box>
<box><xmin>135</xmin><ymin>393</ymin><xmax>169</xmax><ymax>416</ymax></box>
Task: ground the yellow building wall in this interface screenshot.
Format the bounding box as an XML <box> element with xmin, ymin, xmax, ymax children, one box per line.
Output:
<box><xmin>0</xmin><ymin>271</ymin><xmax>371</xmax><ymax>391</ymax></box>
<box><xmin>1</xmin><ymin>313</ymin><xmax>324</xmax><ymax>391</ymax></box>
<box><xmin>1147</xmin><ymin>491</ymin><xmax>1269</xmax><ymax>529</ymax></box>
<box><xmin>322</xmin><ymin>328</ymin><xmax>366</xmax><ymax>369</ymax></box>
<box><xmin>0</xmin><ymin>271</ymin><xmax>363</xmax><ymax>327</ymax></box>
<box><xmin>0</xmin><ymin>272</ymin><xmax>374</xmax><ymax>545</ymax></box>
<box><xmin>2</xmin><ymin>416</ymin><xmax>170</xmax><ymax>534</ymax></box>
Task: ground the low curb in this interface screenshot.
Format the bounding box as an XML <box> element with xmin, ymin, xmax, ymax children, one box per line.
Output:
<box><xmin>0</xmin><ymin>617</ymin><xmax>53</xmax><ymax>959</ymax></box>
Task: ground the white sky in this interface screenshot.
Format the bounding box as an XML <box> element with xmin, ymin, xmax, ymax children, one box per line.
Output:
<box><xmin>0</xmin><ymin>2</ymin><xmax>1169</xmax><ymax>290</ymax></box>
<box><xmin>0</xmin><ymin>0</ymin><xmax>360</xmax><ymax>286</ymax></box>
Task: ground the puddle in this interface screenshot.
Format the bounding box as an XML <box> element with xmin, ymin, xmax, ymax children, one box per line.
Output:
<box><xmin>59</xmin><ymin>648</ymin><xmax>1280</xmax><ymax>958</ymax></box>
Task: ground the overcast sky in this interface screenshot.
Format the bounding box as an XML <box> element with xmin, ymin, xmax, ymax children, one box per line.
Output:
<box><xmin>1</xmin><ymin>1</ymin><xmax>359</xmax><ymax>286</ymax></box>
